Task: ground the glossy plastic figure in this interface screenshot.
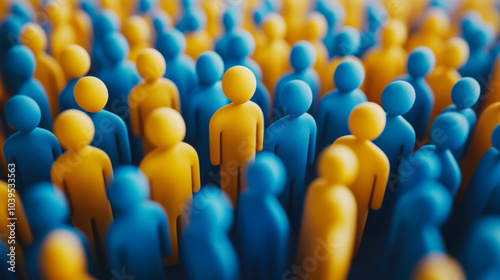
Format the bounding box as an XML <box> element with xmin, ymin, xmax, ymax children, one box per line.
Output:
<box><xmin>106</xmin><ymin>166</ymin><xmax>170</xmax><ymax>279</ymax></box>
<box><xmin>363</xmin><ymin>19</ymin><xmax>407</xmax><ymax>104</ymax></box>
<box><xmin>254</xmin><ymin>13</ymin><xmax>291</xmax><ymax>96</ymax></box>
<box><xmin>0</xmin><ymin>16</ymin><xmax>23</xmax><ymax>94</ymax></box>
<box><xmin>397</xmin><ymin>47</ymin><xmax>436</xmax><ymax>139</ymax></box>
<box><xmin>91</xmin><ymin>10</ymin><xmax>120</xmax><ymax>75</ymax></box>
<box><xmin>443</xmin><ymin>77</ymin><xmax>480</xmax><ymax>160</ymax></box>
<box><xmin>74</xmin><ymin>76</ymin><xmax>131</xmax><ymax>167</ymax></box>
<box><xmin>236</xmin><ymin>153</ymin><xmax>289</xmax><ymax>280</ymax></box>
<box><xmin>58</xmin><ymin>45</ymin><xmax>91</xmax><ymax>112</ymax></box>
<box><xmin>24</xmin><ymin>183</ymin><xmax>92</xmax><ymax>280</ymax></box>
<box><xmin>3</xmin><ymin>96</ymin><xmax>61</xmax><ymax>195</ymax></box>
<box><xmin>385</xmin><ymin>183</ymin><xmax>451</xmax><ymax>280</ymax></box>
<box><xmin>411</xmin><ymin>254</ymin><xmax>465</xmax><ymax>280</ymax></box>
<box><xmin>20</xmin><ymin>23</ymin><xmax>65</xmax><ymax>117</ymax></box>
<box><xmin>427</xmin><ymin>38</ymin><xmax>469</xmax><ymax>124</ymax></box>
<box><xmin>129</xmin><ymin>48</ymin><xmax>180</xmax><ymax>154</ymax></box>
<box><xmin>215</xmin><ymin>7</ymin><xmax>242</xmax><ymax>61</ymax></box>
<box><xmin>417</xmin><ymin>112</ymin><xmax>468</xmax><ymax>197</ymax></box>
<box><xmin>322</xmin><ymin>26</ymin><xmax>361</xmax><ymax>96</ymax></box>
<box><xmin>39</xmin><ymin>229</ymin><xmax>95</xmax><ymax>280</ymax></box>
<box><xmin>182</xmin><ymin>186</ymin><xmax>238</xmax><ymax>280</ymax></box>
<box><xmin>140</xmin><ymin>108</ymin><xmax>200</xmax><ymax>265</ymax></box>
<box><xmin>457</xmin><ymin>217</ymin><xmax>500</xmax><ymax>280</ymax></box>
<box><xmin>264</xmin><ymin>80</ymin><xmax>316</xmax><ymax>230</ymax></box>
<box><xmin>333</xmin><ymin>102</ymin><xmax>389</xmax><ymax>250</ymax></box>
<box><xmin>123</xmin><ymin>15</ymin><xmax>151</xmax><ymax>61</ymax></box>
<box><xmin>51</xmin><ymin>110</ymin><xmax>113</xmax><ymax>259</ymax></box>
<box><xmin>274</xmin><ymin>41</ymin><xmax>320</xmax><ymax>118</ymax></box>
<box><xmin>186</xmin><ymin>51</ymin><xmax>229</xmax><ymax>185</ymax></box>
<box><xmin>296</xmin><ymin>145</ymin><xmax>357</xmax><ymax>280</ymax></box>
<box><xmin>460</xmin><ymin>125</ymin><xmax>500</xmax><ymax>229</ymax></box>
<box><xmin>176</xmin><ymin>5</ymin><xmax>213</xmax><ymax>60</ymax></box>
<box><xmin>319</xmin><ymin>1</ymin><xmax>345</xmax><ymax>58</ymax></box>
<box><xmin>6</xmin><ymin>45</ymin><xmax>52</xmax><ymax>130</ymax></box>
<box><xmin>372</xmin><ymin>81</ymin><xmax>416</xmax><ymax>229</ymax></box>
<box><xmin>98</xmin><ymin>32</ymin><xmax>142</xmax><ymax>164</ymax></box>
<box><xmin>156</xmin><ymin>28</ymin><xmax>198</xmax><ymax>118</ymax></box>
<box><xmin>209</xmin><ymin>66</ymin><xmax>264</xmax><ymax>205</ymax></box>
<box><xmin>316</xmin><ymin>59</ymin><xmax>367</xmax><ymax>154</ymax></box>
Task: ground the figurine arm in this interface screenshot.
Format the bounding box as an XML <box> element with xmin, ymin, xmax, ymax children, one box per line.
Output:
<box><xmin>190</xmin><ymin>147</ymin><xmax>201</xmax><ymax>193</ymax></box>
<box><xmin>308</xmin><ymin>119</ymin><xmax>317</xmax><ymax>165</ymax></box>
<box><xmin>371</xmin><ymin>155</ymin><xmax>390</xmax><ymax>210</ymax></box>
<box><xmin>186</xmin><ymin>103</ymin><xmax>198</xmax><ymax>142</ymax></box>
<box><xmin>171</xmin><ymin>83</ymin><xmax>181</xmax><ymax>113</ymax></box>
<box><xmin>128</xmin><ymin>89</ymin><xmax>142</xmax><ymax>137</ymax></box>
<box><xmin>256</xmin><ymin>109</ymin><xmax>264</xmax><ymax>152</ymax></box>
<box><xmin>209</xmin><ymin>114</ymin><xmax>221</xmax><ymax>166</ymax></box>
<box><xmin>115</xmin><ymin>119</ymin><xmax>132</xmax><ymax>164</ymax></box>
<box><xmin>50</xmin><ymin>161</ymin><xmax>64</xmax><ymax>189</ymax></box>
<box><xmin>101</xmin><ymin>154</ymin><xmax>113</xmax><ymax>187</ymax></box>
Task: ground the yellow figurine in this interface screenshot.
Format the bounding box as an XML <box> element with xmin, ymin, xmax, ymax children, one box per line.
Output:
<box><xmin>129</xmin><ymin>48</ymin><xmax>180</xmax><ymax>154</ymax></box>
<box><xmin>161</xmin><ymin>0</ymin><xmax>179</xmax><ymax>17</ymax></box>
<box><xmin>406</xmin><ymin>8</ymin><xmax>450</xmax><ymax>64</ymax></box>
<box><xmin>20</xmin><ymin>23</ymin><xmax>66</xmax><ymax>117</ymax></box>
<box><xmin>486</xmin><ymin>56</ymin><xmax>500</xmax><ymax>109</ymax></box>
<box><xmin>201</xmin><ymin>0</ymin><xmax>222</xmax><ymax>37</ymax></box>
<box><xmin>296</xmin><ymin>145</ymin><xmax>358</xmax><ymax>280</ymax></box>
<box><xmin>209</xmin><ymin>66</ymin><xmax>264</xmax><ymax>205</ymax></box>
<box><xmin>426</xmin><ymin>37</ymin><xmax>469</xmax><ymax>126</ymax></box>
<box><xmin>59</xmin><ymin>45</ymin><xmax>91</xmax><ymax>112</ymax></box>
<box><xmin>46</xmin><ymin>0</ymin><xmax>78</xmax><ymax>61</ymax></box>
<box><xmin>411</xmin><ymin>253</ymin><xmax>465</xmax><ymax>280</ymax></box>
<box><xmin>123</xmin><ymin>16</ymin><xmax>151</xmax><ymax>62</ymax></box>
<box><xmin>40</xmin><ymin>229</ymin><xmax>96</xmax><ymax>280</ymax></box>
<box><xmin>282</xmin><ymin>0</ymin><xmax>308</xmax><ymax>44</ymax></box>
<box><xmin>140</xmin><ymin>108</ymin><xmax>200</xmax><ymax>266</ymax></box>
<box><xmin>254</xmin><ymin>13</ymin><xmax>291</xmax><ymax>97</ymax></box>
<box><xmin>304</xmin><ymin>12</ymin><xmax>329</xmax><ymax>85</ymax></box>
<box><xmin>333</xmin><ymin>102</ymin><xmax>389</xmax><ymax>250</ymax></box>
<box><xmin>71</xmin><ymin>5</ymin><xmax>93</xmax><ymax>52</ymax></box>
<box><xmin>51</xmin><ymin>110</ymin><xmax>113</xmax><ymax>259</ymax></box>
<box><xmin>458</xmin><ymin>102</ymin><xmax>500</xmax><ymax>201</ymax></box>
<box><xmin>338</xmin><ymin>0</ymin><xmax>365</xmax><ymax>29</ymax></box>
<box><xmin>363</xmin><ymin>19</ymin><xmax>407</xmax><ymax>104</ymax></box>
<box><xmin>184</xmin><ymin>27</ymin><xmax>214</xmax><ymax>61</ymax></box>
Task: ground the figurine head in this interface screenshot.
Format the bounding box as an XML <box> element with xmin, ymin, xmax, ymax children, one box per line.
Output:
<box><xmin>5</xmin><ymin>95</ymin><xmax>41</xmax><ymax>133</ymax></box>
<box><xmin>334</xmin><ymin>58</ymin><xmax>365</xmax><ymax>92</ymax></box>
<box><xmin>399</xmin><ymin>183</ymin><xmax>451</xmax><ymax>227</ymax></box>
<box><xmin>318</xmin><ymin>144</ymin><xmax>358</xmax><ymax>186</ymax></box>
<box><xmin>245</xmin><ymin>152</ymin><xmax>286</xmax><ymax>196</ymax></box>
<box><xmin>108</xmin><ymin>166</ymin><xmax>150</xmax><ymax>214</ymax></box>
<box><xmin>196</xmin><ymin>51</ymin><xmax>224</xmax><ymax>85</ymax></box>
<box><xmin>381</xmin><ymin>19</ymin><xmax>406</xmax><ymax>47</ymax></box>
<box><xmin>6</xmin><ymin>45</ymin><xmax>36</xmax><ymax>82</ymax></box>
<box><xmin>290</xmin><ymin>41</ymin><xmax>317</xmax><ymax>72</ymax></box>
<box><xmin>442</xmin><ymin>38</ymin><xmax>469</xmax><ymax>69</ymax></box>
<box><xmin>190</xmin><ymin>186</ymin><xmax>233</xmax><ymax>231</ymax></box>
<box><xmin>407</xmin><ymin>47</ymin><xmax>436</xmax><ymax>78</ymax></box>
<box><xmin>304</xmin><ymin>12</ymin><xmax>327</xmax><ymax>41</ymax></box>
<box><xmin>122</xmin><ymin>15</ymin><xmax>150</xmax><ymax>46</ymax></box>
<box><xmin>102</xmin><ymin>32</ymin><xmax>130</xmax><ymax>64</ymax></box>
<box><xmin>399</xmin><ymin>150</ymin><xmax>441</xmax><ymax>191</ymax></box>
<box><xmin>136</xmin><ymin>48</ymin><xmax>166</xmax><ymax>82</ymax></box>
<box><xmin>381</xmin><ymin>81</ymin><xmax>416</xmax><ymax>117</ymax></box>
<box><xmin>145</xmin><ymin>108</ymin><xmax>185</xmax><ymax>149</ymax></box>
<box><xmin>227</xmin><ymin>29</ymin><xmax>255</xmax><ymax>59</ymax></box>
<box><xmin>430</xmin><ymin>112</ymin><xmax>468</xmax><ymax>150</ymax></box>
<box><xmin>74</xmin><ymin>76</ymin><xmax>108</xmax><ymax>113</ymax></box>
<box><xmin>94</xmin><ymin>10</ymin><xmax>120</xmax><ymax>39</ymax></box>
<box><xmin>333</xmin><ymin>26</ymin><xmax>360</xmax><ymax>56</ymax></box>
<box><xmin>222</xmin><ymin>66</ymin><xmax>256</xmax><ymax>104</ymax></box>
<box><xmin>263</xmin><ymin>13</ymin><xmax>286</xmax><ymax>41</ymax></box>
<box><xmin>222</xmin><ymin>7</ymin><xmax>241</xmax><ymax>32</ymax></box>
<box><xmin>348</xmin><ymin>102</ymin><xmax>386</xmax><ymax>141</ymax></box>
<box><xmin>280</xmin><ymin>80</ymin><xmax>312</xmax><ymax>117</ymax></box>
<box><xmin>156</xmin><ymin>28</ymin><xmax>186</xmax><ymax>59</ymax></box>
<box><xmin>24</xmin><ymin>183</ymin><xmax>69</xmax><ymax>234</ymax></box>
<box><xmin>54</xmin><ymin>110</ymin><xmax>95</xmax><ymax>151</ymax></box>
<box><xmin>60</xmin><ymin>45</ymin><xmax>91</xmax><ymax>80</ymax></box>
<box><xmin>451</xmin><ymin>77</ymin><xmax>480</xmax><ymax>109</ymax></box>
<box><xmin>20</xmin><ymin>23</ymin><xmax>47</xmax><ymax>54</ymax></box>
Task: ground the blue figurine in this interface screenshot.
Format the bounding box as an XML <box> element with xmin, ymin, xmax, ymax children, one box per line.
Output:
<box><xmin>397</xmin><ymin>47</ymin><xmax>436</xmax><ymax>140</ymax></box>
<box><xmin>317</xmin><ymin>0</ymin><xmax>345</xmax><ymax>58</ymax></box>
<box><xmin>186</xmin><ymin>51</ymin><xmax>229</xmax><ymax>185</ymax></box>
<box><xmin>3</xmin><ymin>96</ymin><xmax>61</xmax><ymax>195</ymax></box>
<box><xmin>156</xmin><ymin>28</ymin><xmax>198</xmax><ymax>117</ymax></box>
<box><xmin>98</xmin><ymin>32</ymin><xmax>143</xmax><ymax>165</ymax></box>
<box><xmin>176</xmin><ymin>3</ymin><xmax>206</xmax><ymax>33</ymax></box>
<box><xmin>397</xmin><ymin>150</ymin><xmax>441</xmax><ymax>197</ymax></box>
<box><xmin>216</xmin><ymin>7</ymin><xmax>242</xmax><ymax>61</ymax></box>
<box><xmin>417</xmin><ymin>112</ymin><xmax>468</xmax><ymax>197</ymax></box>
<box><xmin>23</xmin><ymin>183</ymin><xmax>92</xmax><ymax>280</ymax></box>
<box><xmin>0</xmin><ymin>15</ymin><xmax>23</xmax><ymax>93</ymax></box>
<box><xmin>459</xmin><ymin>12</ymin><xmax>495</xmax><ymax>97</ymax></box>
<box><xmin>253</xmin><ymin>0</ymin><xmax>281</xmax><ymax>26</ymax></box>
<box><xmin>106</xmin><ymin>166</ymin><xmax>170</xmax><ymax>280</ymax></box>
<box><xmin>182</xmin><ymin>186</ymin><xmax>238</xmax><ymax>280</ymax></box>
<box><xmin>458</xmin><ymin>217</ymin><xmax>500</xmax><ymax>280</ymax></box>
<box><xmin>385</xmin><ymin>182</ymin><xmax>451</xmax><ymax>280</ymax></box>
<box><xmin>5</xmin><ymin>45</ymin><xmax>52</xmax><ymax>131</ymax></box>
<box><xmin>460</xmin><ymin>125</ymin><xmax>500</xmax><ymax>229</ymax></box>
<box><xmin>91</xmin><ymin>10</ymin><xmax>120</xmax><ymax>75</ymax></box>
<box><xmin>316</xmin><ymin>59</ymin><xmax>367</xmax><ymax>154</ymax></box>
<box><xmin>370</xmin><ymin>81</ymin><xmax>416</xmax><ymax>231</ymax></box>
<box><xmin>236</xmin><ymin>152</ymin><xmax>290</xmax><ymax>280</ymax></box>
<box><xmin>225</xmin><ymin>29</ymin><xmax>271</xmax><ymax>125</ymax></box>
<box><xmin>443</xmin><ymin>77</ymin><xmax>480</xmax><ymax>160</ymax></box>
<box><xmin>264</xmin><ymin>80</ymin><xmax>316</xmax><ymax>231</ymax></box>
<box><xmin>331</xmin><ymin>26</ymin><xmax>360</xmax><ymax>59</ymax></box>
<box><xmin>150</xmin><ymin>10</ymin><xmax>171</xmax><ymax>38</ymax></box>
<box><xmin>274</xmin><ymin>41</ymin><xmax>320</xmax><ymax>119</ymax></box>
<box><xmin>356</xmin><ymin>3</ymin><xmax>386</xmax><ymax>58</ymax></box>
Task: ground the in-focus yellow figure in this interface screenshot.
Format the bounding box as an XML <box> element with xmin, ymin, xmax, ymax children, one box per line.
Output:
<box><xmin>129</xmin><ymin>49</ymin><xmax>180</xmax><ymax>154</ymax></box>
<box><xmin>51</xmin><ymin>110</ymin><xmax>113</xmax><ymax>259</ymax></box>
<box><xmin>254</xmin><ymin>13</ymin><xmax>291</xmax><ymax>97</ymax></box>
<box><xmin>411</xmin><ymin>253</ymin><xmax>465</xmax><ymax>280</ymax></box>
<box><xmin>20</xmin><ymin>23</ymin><xmax>65</xmax><ymax>117</ymax></box>
<box><xmin>140</xmin><ymin>108</ymin><xmax>200</xmax><ymax>266</ymax></box>
<box><xmin>123</xmin><ymin>16</ymin><xmax>151</xmax><ymax>61</ymax></box>
<box><xmin>296</xmin><ymin>145</ymin><xmax>358</xmax><ymax>280</ymax></box>
<box><xmin>40</xmin><ymin>229</ymin><xmax>95</xmax><ymax>280</ymax></box>
<box><xmin>363</xmin><ymin>19</ymin><xmax>407</xmax><ymax>104</ymax></box>
<box><xmin>333</xmin><ymin>102</ymin><xmax>389</xmax><ymax>250</ymax></box>
<box><xmin>426</xmin><ymin>37</ymin><xmax>469</xmax><ymax>125</ymax></box>
<box><xmin>209</xmin><ymin>66</ymin><xmax>264</xmax><ymax>205</ymax></box>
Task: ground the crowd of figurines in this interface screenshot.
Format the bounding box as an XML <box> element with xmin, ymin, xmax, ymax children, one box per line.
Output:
<box><xmin>0</xmin><ymin>0</ymin><xmax>500</xmax><ymax>279</ymax></box>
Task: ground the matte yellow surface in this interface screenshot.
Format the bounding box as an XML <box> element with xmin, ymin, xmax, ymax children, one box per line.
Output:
<box><xmin>74</xmin><ymin>76</ymin><xmax>108</xmax><ymax>113</ymax></box>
